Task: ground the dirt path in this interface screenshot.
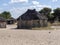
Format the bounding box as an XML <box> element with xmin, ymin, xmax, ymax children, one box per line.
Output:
<box><xmin>0</xmin><ymin>25</ymin><xmax>60</xmax><ymax>45</ymax></box>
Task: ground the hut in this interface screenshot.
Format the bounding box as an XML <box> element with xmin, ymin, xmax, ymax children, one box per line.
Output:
<box><xmin>7</xmin><ymin>17</ymin><xmax>16</xmax><ymax>24</ymax></box>
<box><xmin>17</xmin><ymin>9</ymin><xmax>48</xmax><ymax>29</ymax></box>
<box><xmin>0</xmin><ymin>17</ymin><xmax>6</xmax><ymax>28</ymax></box>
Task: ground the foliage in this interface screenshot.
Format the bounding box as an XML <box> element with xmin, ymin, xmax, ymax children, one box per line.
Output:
<box><xmin>39</xmin><ymin>7</ymin><xmax>60</xmax><ymax>23</ymax></box>
<box><xmin>53</xmin><ymin>8</ymin><xmax>60</xmax><ymax>21</ymax></box>
<box><xmin>39</xmin><ymin>7</ymin><xmax>52</xmax><ymax>17</ymax></box>
<box><xmin>39</xmin><ymin>7</ymin><xmax>54</xmax><ymax>23</ymax></box>
<box><xmin>0</xmin><ymin>11</ymin><xmax>12</xmax><ymax>19</ymax></box>
<box><xmin>0</xmin><ymin>8</ymin><xmax>60</xmax><ymax>23</ymax></box>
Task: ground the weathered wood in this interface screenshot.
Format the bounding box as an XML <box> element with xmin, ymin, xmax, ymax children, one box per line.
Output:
<box><xmin>0</xmin><ymin>22</ymin><xmax>6</xmax><ymax>28</ymax></box>
<box><xmin>17</xmin><ymin>9</ymin><xmax>48</xmax><ymax>29</ymax></box>
<box><xmin>17</xmin><ymin>20</ymin><xmax>48</xmax><ymax>29</ymax></box>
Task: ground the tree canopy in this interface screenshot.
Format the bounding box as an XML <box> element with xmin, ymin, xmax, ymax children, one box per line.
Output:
<box><xmin>39</xmin><ymin>7</ymin><xmax>60</xmax><ymax>23</ymax></box>
<box><xmin>39</xmin><ymin>7</ymin><xmax>52</xmax><ymax>22</ymax></box>
<box><xmin>51</xmin><ymin>8</ymin><xmax>60</xmax><ymax>22</ymax></box>
<box><xmin>0</xmin><ymin>11</ymin><xmax>12</xmax><ymax>19</ymax></box>
<box><xmin>53</xmin><ymin>8</ymin><xmax>60</xmax><ymax>18</ymax></box>
<box><xmin>39</xmin><ymin>7</ymin><xmax>51</xmax><ymax>16</ymax></box>
<box><xmin>0</xmin><ymin>8</ymin><xmax>60</xmax><ymax>23</ymax></box>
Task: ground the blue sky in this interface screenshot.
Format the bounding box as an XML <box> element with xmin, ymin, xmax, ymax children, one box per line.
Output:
<box><xmin>0</xmin><ymin>0</ymin><xmax>60</xmax><ymax>18</ymax></box>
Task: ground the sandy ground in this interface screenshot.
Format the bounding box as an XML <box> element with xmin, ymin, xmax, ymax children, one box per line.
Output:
<box><xmin>0</xmin><ymin>25</ymin><xmax>60</xmax><ymax>45</ymax></box>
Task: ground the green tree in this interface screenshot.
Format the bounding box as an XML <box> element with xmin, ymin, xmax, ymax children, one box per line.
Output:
<box><xmin>1</xmin><ymin>11</ymin><xmax>11</xmax><ymax>19</ymax></box>
<box><xmin>53</xmin><ymin>8</ymin><xmax>60</xmax><ymax>21</ymax></box>
<box><xmin>39</xmin><ymin>7</ymin><xmax>52</xmax><ymax>21</ymax></box>
<box><xmin>49</xmin><ymin>13</ymin><xmax>55</xmax><ymax>23</ymax></box>
<box><xmin>39</xmin><ymin>7</ymin><xmax>52</xmax><ymax>17</ymax></box>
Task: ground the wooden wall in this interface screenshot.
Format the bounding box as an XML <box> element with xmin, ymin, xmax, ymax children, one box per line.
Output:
<box><xmin>0</xmin><ymin>22</ymin><xmax>6</xmax><ymax>28</ymax></box>
<box><xmin>17</xmin><ymin>19</ymin><xmax>48</xmax><ymax>29</ymax></box>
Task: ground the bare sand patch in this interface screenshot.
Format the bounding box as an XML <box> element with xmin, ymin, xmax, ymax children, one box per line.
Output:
<box><xmin>0</xmin><ymin>25</ymin><xmax>60</xmax><ymax>45</ymax></box>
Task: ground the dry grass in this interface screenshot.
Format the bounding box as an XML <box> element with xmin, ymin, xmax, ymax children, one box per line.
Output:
<box><xmin>32</xmin><ymin>27</ymin><xmax>54</xmax><ymax>30</ymax></box>
<box><xmin>32</xmin><ymin>22</ymin><xmax>60</xmax><ymax>30</ymax></box>
<box><xmin>32</xmin><ymin>23</ymin><xmax>54</xmax><ymax>30</ymax></box>
<box><xmin>51</xmin><ymin>22</ymin><xmax>60</xmax><ymax>26</ymax></box>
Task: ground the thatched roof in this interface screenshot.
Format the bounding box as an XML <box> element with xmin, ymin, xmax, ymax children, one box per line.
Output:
<box><xmin>0</xmin><ymin>17</ymin><xmax>6</xmax><ymax>22</ymax></box>
<box><xmin>17</xmin><ymin>9</ymin><xmax>48</xmax><ymax>20</ymax></box>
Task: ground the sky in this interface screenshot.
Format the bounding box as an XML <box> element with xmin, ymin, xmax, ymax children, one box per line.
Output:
<box><xmin>0</xmin><ymin>0</ymin><xmax>60</xmax><ymax>18</ymax></box>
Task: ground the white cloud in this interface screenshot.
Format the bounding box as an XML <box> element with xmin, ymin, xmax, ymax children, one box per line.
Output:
<box><xmin>0</xmin><ymin>8</ymin><xmax>3</xmax><ymax>13</ymax></box>
<box><xmin>3</xmin><ymin>3</ymin><xmax>8</xmax><ymax>6</ymax></box>
<box><xmin>32</xmin><ymin>1</ymin><xmax>51</xmax><ymax>10</ymax></box>
<box><xmin>28</xmin><ymin>5</ymin><xmax>51</xmax><ymax>11</ymax></box>
<box><xmin>9</xmin><ymin>0</ymin><xmax>28</xmax><ymax>3</ymax></box>
<box><xmin>32</xmin><ymin>1</ymin><xmax>51</xmax><ymax>8</ymax></box>
<box><xmin>52</xmin><ymin>0</ymin><xmax>58</xmax><ymax>2</ymax></box>
<box><xmin>9</xmin><ymin>1</ymin><xmax>52</xmax><ymax>18</ymax></box>
<box><xmin>10</xmin><ymin>7</ymin><xmax>27</xmax><ymax>18</ymax></box>
<box><xmin>10</xmin><ymin>4</ymin><xmax>52</xmax><ymax>18</ymax></box>
<box><xmin>32</xmin><ymin>1</ymin><xmax>40</xmax><ymax>5</ymax></box>
<box><xmin>36</xmin><ymin>5</ymin><xmax>51</xmax><ymax>8</ymax></box>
